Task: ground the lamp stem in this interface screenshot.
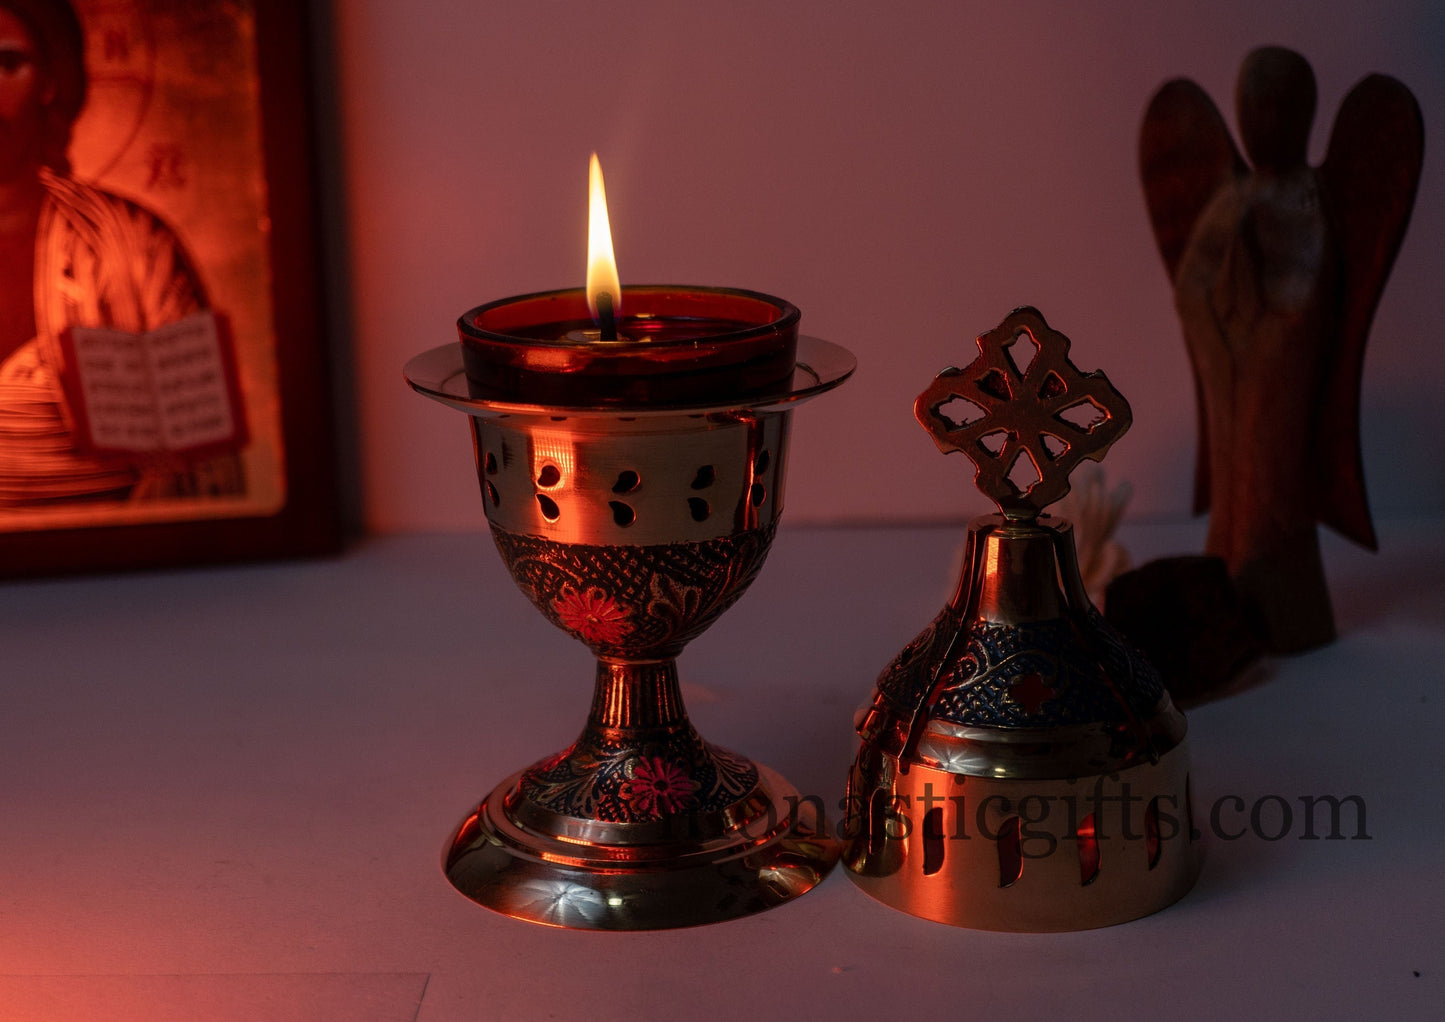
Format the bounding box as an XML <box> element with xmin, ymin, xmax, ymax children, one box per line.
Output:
<box><xmin>588</xmin><ymin>658</ymin><xmax>688</xmax><ymax>732</ymax></box>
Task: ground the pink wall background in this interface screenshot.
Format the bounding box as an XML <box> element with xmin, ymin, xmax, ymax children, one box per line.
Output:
<box><xmin>327</xmin><ymin>0</ymin><xmax>1444</xmax><ymax>533</ymax></box>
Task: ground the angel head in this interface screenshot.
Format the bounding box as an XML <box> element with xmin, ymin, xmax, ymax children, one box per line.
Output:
<box><xmin>1237</xmin><ymin>46</ymin><xmax>1316</xmax><ymax>172</ymax></box>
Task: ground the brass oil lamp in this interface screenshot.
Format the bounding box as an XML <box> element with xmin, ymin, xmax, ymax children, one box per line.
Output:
<box><xmin>404</xmin><ymin>157</ymin><xmax>853</xmax><ymax>929</ymax></box>
<box><xmin>843</xmin><ymin>308</ymin><xmax>1200</xmax><ymax>930</ymax></box>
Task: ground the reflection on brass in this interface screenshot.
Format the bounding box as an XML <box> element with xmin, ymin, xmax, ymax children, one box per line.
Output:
<box><xmin>845</xmin><ymin>308</ymin><xmax>1200</xmax><ymax>931</ymax></box>
<box><xmin>405</xmin><ymin>336</ymin><xmax>853</xmax><ymax>930</ymax></box>
<box><xmin>473</xmin><ymin>412</ymin><xmax>788</xmax><ymax>545</ymax></box>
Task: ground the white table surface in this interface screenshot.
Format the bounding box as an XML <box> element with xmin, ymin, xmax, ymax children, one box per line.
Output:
<box><xmin>2</xmin><ymin>521</ymin><xmax>1440</xmax><ymax>1021</ymax></box>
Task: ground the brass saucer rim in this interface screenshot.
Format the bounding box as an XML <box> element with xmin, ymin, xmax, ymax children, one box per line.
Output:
<box><xmin>403</xmin><ymin>336</ymin><xmax>856</xmax><ymax>418</ymax></box>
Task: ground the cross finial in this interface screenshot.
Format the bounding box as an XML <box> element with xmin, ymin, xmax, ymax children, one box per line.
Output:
<box><xmin>914</xmin><ymin>308</ymin><xmax>1131</xmax><ymax>520</ymax></box>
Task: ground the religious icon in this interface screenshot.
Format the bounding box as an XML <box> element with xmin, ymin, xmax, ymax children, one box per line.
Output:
<box><xmin>0</xmin><ymin>0</ymin><xmax>285</xmax><ymax>534</ymax></box>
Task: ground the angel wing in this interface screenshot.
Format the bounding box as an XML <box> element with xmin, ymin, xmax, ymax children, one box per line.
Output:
<box><xmin>1315</xmin><ymin>75</ymin><xmax>1424</xmax><ymax>550</ymax></box>
<box><xmin>1139</xmin><ymin>78</ymin><xmax>1246</xmax><ymax>512</ymax></box>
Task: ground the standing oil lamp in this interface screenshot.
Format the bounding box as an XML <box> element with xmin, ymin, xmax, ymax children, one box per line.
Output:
<box><xmin>404</xmin><ymin>156</ymin><xmax>853</xmax><ymax>929</ymax></box>
<box><xmin>843</xmin><ymin>308</ymin><xmax>1199</xmax><ymax>930</ymax></box>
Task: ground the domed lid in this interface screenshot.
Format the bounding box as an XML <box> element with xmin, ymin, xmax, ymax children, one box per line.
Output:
<box><xmin>856</xmin><ymin>308</ymin><xmax>1183</xmax><ymax>779</ymax></box>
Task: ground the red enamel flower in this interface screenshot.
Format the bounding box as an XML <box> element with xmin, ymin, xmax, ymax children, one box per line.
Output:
<box><xmin>620</xmin><ymin>756</ymin><xmax>698</xmax><ymax>817</ymax></box>
<box><xmin>552</xmin><ymin>586</ymin><xmax>631</xmax><ymax>645</ymax></box>
<box><xmin>1008</xmin><ymin>671</ymin><xmax>1057</xmax><ymax>716</ymax></box>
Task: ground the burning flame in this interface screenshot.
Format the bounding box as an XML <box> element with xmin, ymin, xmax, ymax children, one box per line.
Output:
<box><xmin>586</xmin><ymin>152</ymin><xmax>621</xmax><ymax>322</ymax></box>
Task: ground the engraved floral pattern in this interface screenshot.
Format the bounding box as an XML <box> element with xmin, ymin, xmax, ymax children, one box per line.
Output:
<box><xmin>521</xmin><ymin>730</ymin><xmax>758</xmax><ymax>823</ymax></box>
<box><xmin>553</xmin><ymin>586</ymin><xmax>631</xmax><ymax>645</ymax></box>
<box><xmin>491</xmin><ymin>524</ymin><xmax>777</xmax><ymax>657</ymax></box>
<box><xmin>620</xmin><ymin>756</ymin><xmax>699</xmax><ymax>817</ymax></box>
<box><xmin>871</xmin><ymin>614</ymin><xmax>1164</xmax><ymax>730</ymax></box>
<box><xmin>929</xmin><ymin>616</ymin><xmax>1164</xmax><ymax>727</ymax></box>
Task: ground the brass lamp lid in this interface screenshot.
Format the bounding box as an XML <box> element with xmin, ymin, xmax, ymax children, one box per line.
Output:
<box><xmin>843</xmin><ymin>307</ymin><xmax>1201</xmax><ymax>931</ymax></box>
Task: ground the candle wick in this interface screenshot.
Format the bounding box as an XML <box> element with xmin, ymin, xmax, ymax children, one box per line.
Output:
<box><xmin>597</xmin><ymin>291</ymin><xmax>618</xmax><ymax>342</ymax></box>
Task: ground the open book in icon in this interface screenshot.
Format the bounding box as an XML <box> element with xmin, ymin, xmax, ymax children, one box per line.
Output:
<box><xmin>60</xmin><ymin>311</ymin><xmax>249</xmax><ymax>463</ymax></box>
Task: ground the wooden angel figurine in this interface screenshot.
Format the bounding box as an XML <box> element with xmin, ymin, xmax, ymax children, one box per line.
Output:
<box><xmin>1139</xmin><ymin>46</ymin><xmax>1423</xmax><ymax>652</ymax></box>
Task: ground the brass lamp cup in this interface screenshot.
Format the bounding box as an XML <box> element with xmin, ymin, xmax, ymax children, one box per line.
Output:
<box><xmin>404</xmin><ymin>325</ymin><xmax>854</xmax><ymax>930</ymax></box>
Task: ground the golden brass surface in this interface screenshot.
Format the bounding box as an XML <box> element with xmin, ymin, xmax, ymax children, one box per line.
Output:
<box><xmin>844</xmin><ymin>745</ymin><xmax>1198</xmax><ymax>932</ymax></box>
<box><xmin>473</xmin><ymin>411</ymin><xmax>788</xmax><ymax>545</ymax></box>
<box><xmin>445</xmin><ymin>762</ymin><xmax>834</xmax><ymax>930</ymax></box>
<box><xmin>405</xmin><ymin>332</ymin><xmax>853</xmax><ymax>930</ymax></box>
<box><xmin>845</xmin><ymin>309</ymin><xmax>1200</xmax><ymax>931</ymax></box>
